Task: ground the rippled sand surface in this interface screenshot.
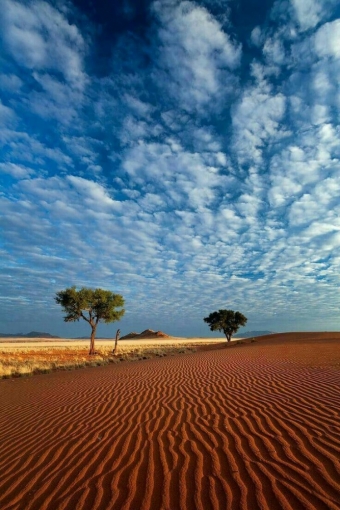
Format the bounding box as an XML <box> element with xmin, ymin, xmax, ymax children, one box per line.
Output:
<box><xmin>0</xmin><ymin>332</ymin><xmax>339</xmax><ymax>510</ymax></box>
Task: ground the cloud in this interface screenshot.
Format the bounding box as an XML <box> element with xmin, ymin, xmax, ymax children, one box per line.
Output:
<box><xmin>66</xmin><ymin>175</ymin><xmax>121</xmax><ymax>210</ymax></box>
<box><xmin>0</xmin><ymin>162</ymin><xmax>34</xmax><ymax>179</ymax></box>
<box><xmin>25</xmin><ymin>72</ymin><xmax>85</xmax><ymax>124</ymax></box>
<box><xmin>0</xmin><ymin>130</ymin><xmax>72</xmax><ymax>167</ymax></box>
<box><xmin>1</xmin><ymin>0</ymin><xmax>340</xmax><ymax>335</ymax></box>
<box><xmin>152</xmin><ymin>0</ymin><xmax>241</xmax><ymax>112</ymax></box>
<box><xmin>314</xmin><ymin>19</ymin><xmax>340</xmax><ymax>59</ymax></box>
<box><xmin>0</xmin><ymin>73</ymin><xmax>22</xmax><ymax>92</ymax></box>
<box><xmin>0</xmin><ymin>0</ymin><xmax>90</xmax><ymax>134</ymax></box>
<box><xmin>231</xmin><ymin>71</ymin><xmax>286</xmax><ymax>166</ymax></box>
<box><xmin>1</xmin><ymin>0</ymin><xmax>86</xmax><ymax>86</ymax></box>
<box><xmin>250</xmin><ymin>26</ymin><xmax>263</xmax><ymax>47</ymax></box>
<box><xmin>0</xmin><ymin>100</ymin><xmax>17</xmax><ymax>127</ymax></box>
<box><xmin>290</xmin><ymin>0</ymin><xmax>338</xmax><ymax>31</ymax></box>
<box><xmin>121</xmin><ymin>140</ymin><xmax>231</xmax><ymax>211</ymax></box>
<box><xmin>263</xmin><ymin>36</ymin><xmax>286</xmax><ymax>67</ymax></box>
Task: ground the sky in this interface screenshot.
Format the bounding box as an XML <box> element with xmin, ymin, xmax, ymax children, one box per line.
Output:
<box><xmin>1</xmin><ymin>0</ymin><xmax>340</xmax><ymax>338</ymax></box>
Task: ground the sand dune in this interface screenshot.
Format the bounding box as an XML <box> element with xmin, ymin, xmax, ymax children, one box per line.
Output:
<box><xmin>0</xmin><ymin>332</ymin><xmax>339</xmax><ymax>509</ymax></box>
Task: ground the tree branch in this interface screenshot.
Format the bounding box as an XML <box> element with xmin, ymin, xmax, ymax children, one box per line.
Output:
<box><xmin>81</xmin><ymin>312</ymin><xmax>90</xmax><ymax>323</ymax></box>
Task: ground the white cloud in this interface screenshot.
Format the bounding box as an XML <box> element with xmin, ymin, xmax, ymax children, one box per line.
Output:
<box><xmin>314</xmin><ymin>19</ymin><xmax>340</xmax><ymax>59</ymax></box>
<box><xmin>1</xmin><ymin>0</ymin><xmax>86</xmax><ymax>86</ymax></box>
<box><xmin>66</xmin><ymin>175</ymin><xmax>120</xmax><ymax>210</ymax></box>
<box><xmin>263</xmin><ymin>37</ymin><xmax>286</xmax><ymax>66</ymax></box>
<box><xmin>250</xmin><ymin>26</ymin><xmax>263</xmax><ymax>47</ymax></box>
<box><xmin>0</xmin><ymin>162</ymin><xmax>34</xmax><ymax>179</ymax></box>
<box><xmin>0</xmin><ymin>100</ymin><xmax>17</xmax><ymax>127</ymax></box>
<box><xmin>1</xmin><ymin>0</ymin><xmax>340</xmax><ymax>335</ymax></box>
<box><xmin>123</xmin><ymin>94</ymin><xmax>153</xmax><ymax>118</ymax></box>
<box><xmin>231</xmin><ymin>76</ymin><xmax>286</xmax><ymax>165</ymax></box>
<box><xmin>0</xmin><ymin>130</ymin><xmax>72</xmax><ymax>167</ymax></box>
<box><xmin>121</xmin><ymin>140</ymin><xmax>231</xmax><ymax>211</ymax></box>
<box><xmin>19</xmin><ymin>72</ymin><xmax>85</xmax><ymax>125</ymax></box>
<box><xmin>0</xmin><ymin>73</ymin><xmax>22</xmax><ymax>92</ymax></box>
<box><xmin>152</xmin><ymin>0</ymin><xmax>241</xmax><ymax>112</ymax></box>
<box><xmin>290</xmin><ymin>0</ymin><xmax>338</xmax><ymax>31</ymax></box>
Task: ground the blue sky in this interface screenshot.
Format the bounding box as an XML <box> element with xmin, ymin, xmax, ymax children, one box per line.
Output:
<box><xmin>1</xmin><ymin>0</ymin><xmax>340</xmax><ymax>338</ymax></box>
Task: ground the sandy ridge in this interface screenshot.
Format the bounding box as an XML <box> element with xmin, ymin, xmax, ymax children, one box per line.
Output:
<box><xmin>0</xmin><ymin>333</ymin><xmax>339</xmax><ymax>509</ymax></box>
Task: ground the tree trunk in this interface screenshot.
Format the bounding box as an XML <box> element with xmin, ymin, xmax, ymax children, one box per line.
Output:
<box><xmin>89</xmin><ymin>326</ymin><xmax>97</xmax><ymax>355</ymax></box>
<box><xmin>224</xmin><ymin>331</ymin><xmax>231</xmax><ymax>342</ymax></box>
<box><xmin>113</xmin><ymin>329</ymin><xmax>120</xmax><ymax>355</ymax></box>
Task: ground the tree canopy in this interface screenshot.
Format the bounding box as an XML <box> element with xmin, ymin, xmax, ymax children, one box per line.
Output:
<box><xmin>55</xmin><ymin>286</ymin><xmax>125</xmax><ymax>354</ymax></box>
<box><xmin>204</xmin><ymin>309</ymin><xmax>247</xmax><ymax>342</ymax></box>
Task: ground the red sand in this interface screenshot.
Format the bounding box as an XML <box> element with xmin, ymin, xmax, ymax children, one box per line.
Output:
<box><xmin>0</xmin><ymin>332</ymin><xmax>339</xmax><ymax>510</ymax></box>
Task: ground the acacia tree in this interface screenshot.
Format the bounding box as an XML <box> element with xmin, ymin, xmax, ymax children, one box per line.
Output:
<box><xmin>204</xmin><ymin>309</ymin><xmax>247</xmax><ymax>342</ymax></box>
<box><xmin>55</xmin><ymin>287</ymin><xmax>125</xmax><ymax>355</ymax></box>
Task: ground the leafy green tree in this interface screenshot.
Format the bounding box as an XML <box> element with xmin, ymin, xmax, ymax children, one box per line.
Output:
<box><xmin>55</xmin><ymin>287</ymin><xmax>125</xmax><ymax>355</ymax></box>
<box><xmin>204</xmin><ymin>309</ymin><xmax>247</xmax><ymax>342</ymax></box>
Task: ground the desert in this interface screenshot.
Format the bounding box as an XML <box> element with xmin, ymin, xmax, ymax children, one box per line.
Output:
<box><xmin>0</xmin><ymin>332</ymin><xmax>339</xmax><ymax>510</ymax></box>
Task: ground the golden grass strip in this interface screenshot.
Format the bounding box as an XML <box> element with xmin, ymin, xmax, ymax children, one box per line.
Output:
<box><xmin>0</xmin><ymin>342</ymin><xmax>221</xmax><ymax>379</ymax></box>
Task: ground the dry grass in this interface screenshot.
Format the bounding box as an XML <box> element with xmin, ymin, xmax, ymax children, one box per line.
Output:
<box><xmin>0</xmin><ymin>341</ymin><xmax>222</xmax><ymax>379</ymax></box>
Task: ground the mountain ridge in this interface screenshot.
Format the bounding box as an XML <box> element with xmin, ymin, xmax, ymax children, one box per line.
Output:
<box><xmin>234</xmin><ymin>330</ymin><xmax>275</xmax><ymax>338</ymax></box>
<box><xmin>0</xmin><ymin>331</ymin><xmax>60</xmax><ymax>338</ymax></box>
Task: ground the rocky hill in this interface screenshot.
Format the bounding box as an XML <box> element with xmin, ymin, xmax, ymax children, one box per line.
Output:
<box><xmin>121</xmin><ymin>329</ymin><xmax>170</xmax><ymax>340</ymax></box>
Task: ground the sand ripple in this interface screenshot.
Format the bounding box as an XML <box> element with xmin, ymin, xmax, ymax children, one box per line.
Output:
<box><xmin>0</xmin><ymin>333</ymin><xmax>339</xmax><ymax>509</ymax></box>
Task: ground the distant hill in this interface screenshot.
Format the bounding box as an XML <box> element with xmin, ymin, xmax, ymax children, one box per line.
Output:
<box><xmin>234</xmin><ymin>330</ymin><xmax>275</xmax><ymax>338</ymax></box>
<box><xmin>0</xmin><ymin>331</ymin><xmax>60</xmax><ymax>338</ymax></box>
<box><xmin>121</xmin><ymin>329</ymin><xmax>170</xmax><ymax>340</ymax></box>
